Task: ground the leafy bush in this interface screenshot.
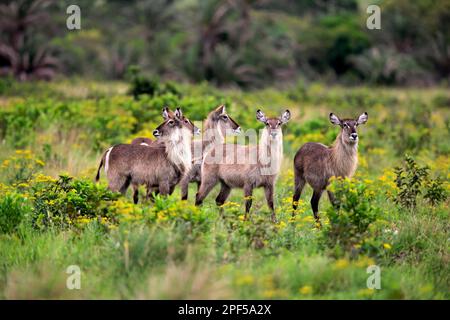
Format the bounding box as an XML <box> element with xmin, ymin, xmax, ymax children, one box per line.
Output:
<box><xmin>394</xmin><ymin>155</ymin><xmax>429</xmax><ymax>209</ymax></box>
<box><xmin>0</xmin><ymin>193</ymin><xmax>30</xmax><ymax>234</ymax></box>
<box><xmin>127</xmin><ymin>66</ymin><xmax>181</xmax><ymax>99</ymax></box>
<box><xmin>424</xmin><ymin>178</ymin><xmax>447</xmax><ymax>207</ymax></box>
<box><xmin>321</xmin><ymin>177</ymin><xmax>382</xmax><ymax>257</ymax></box>
<box><xmin>1</xmin><ymin>150</ymin><xmax>45</xmax><ymax>184</ymax></box>
<box><xmin>393</xmin><ymin>155</ymin><xmax>448</xmax><ymax>210</ymax></box>
<box><xmin>30</xmin><ymin>174</ymin><xmax>120</xmax><ymax>229</ymax></box>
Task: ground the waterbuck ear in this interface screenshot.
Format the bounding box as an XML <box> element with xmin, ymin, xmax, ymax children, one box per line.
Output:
<box><xmin>215</xmin><ymin>104</ymin><xmax>226</xmax><ymax>115</ymax></box>
<box><xmin>357</xmin><ymin>112</ymin><xmax>368</xmax><ymax>125</ymax></box>
<box><xmin>280</xmin><ymin>109</ymin><xmax>291</xmax><ymax>124</ymax></box>
<box><xmin>162</xmin><ymin>107</ymin><xmax>170</xmax><ymax>120</ymax></box>
<box><xmin>174</xmin><ymin>107</ymin><xmax>183</xmax><ymax>118</ymax></box>
<box><xmin>329</xmin><ymin>113</ymin><xmax>341</xmax><ymax>126</ymax></box>
<box><xmin>256</xmin><ymin>109</ymin><xmax>267</xmax><ymax>123</ymax></box>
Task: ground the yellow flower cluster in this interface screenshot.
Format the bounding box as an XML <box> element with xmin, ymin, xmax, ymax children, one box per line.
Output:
<box><xmin>333</xmin><ymin>258</ymin><xmax>350</xmax><ymax>270</ymax></box>
<box><xmin>299</xmin><ymin>285</ymin><xmax>313</xmax><ymax>295</ymax></box>
<box><xmin>32</xmin><ymin>173</ymin><xmax>57</xmax><ymax>184</ymax></box>
<box><xmin>1</xmin><ymin>150</ymin><xmax>45</xmax><ymax>172</ymax></box>
<box><xmin>234</xmin><ymin>274</ymin><xmax>254</xmax><ymax>286</ymax></box>
<box><xmin>376</xmin><ymin>168</ymin><xmax>399</xmax><ymax>198</ymax></box>
<box><xmin>109</xmin><ymin>198</ymin><xmax>143</xmax><ymax>222</ymax></box>
<box><xmin>260</xmin><ymin>275</ymin><xmax>288</xmax><ymax>299</ymax></box>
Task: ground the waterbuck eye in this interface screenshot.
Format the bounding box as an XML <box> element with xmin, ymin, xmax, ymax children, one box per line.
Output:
<box><xmin>168</xmin><ymin>120</ymin><xmax>174</xmax><ymax>125</ymax></box>
<box><xmin>222</xmin><ymin>115</ymin><xmax>228</xmax><ymax>121</ymax></box>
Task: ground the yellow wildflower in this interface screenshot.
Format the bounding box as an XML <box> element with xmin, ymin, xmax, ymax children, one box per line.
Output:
<box><xmin>235</xmin><ymin>274</ymin><xmax>254</xmax><ymax>286</ymax></box>
<box><xmin>358</xmin><ymin>288</ymin><xmax>375</xmax><ymax>297</ymax></box>
<box><xmin>299</xmin><ymin>285</ymin><xmax>313</xmax><ymax>295</ymax></box>
<box><xmin>333</xmin><ymin>258</ymin><xmax>349</xmax><ymax>270</ymax></box>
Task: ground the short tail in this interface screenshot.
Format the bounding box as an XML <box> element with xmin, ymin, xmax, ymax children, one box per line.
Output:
<box><xmin>95</xmin><ymin>150</ymin><xmax>108</xmax><ymax>182</ymax></box>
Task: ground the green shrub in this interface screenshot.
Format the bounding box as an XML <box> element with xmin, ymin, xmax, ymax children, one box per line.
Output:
<box><xmin>127</xmin><ymin>65</ymin><xmax>181</xmax><ymax>100</ymax></box>
<box><xmin>321</xmin><ymin>177</ymin><xmax>382</xmax><ymax>257</ymax></box>
<box><xmin>0</xmin><ymin>150</ymin><xmax>45</xmax><ymax>185</ymax></box>
<box><xmin>30</xmin><ymin>174</ymin><xmax>120</xmax><ymax>229</ymax></box>
<box><xmin>0</xmin><ymin>193</ymin><xmax>30</xmax><ymax>234</ymax></box>
<box><xmin>424</xmin><ymin>178</ymin><xmax>447</xmax><ymax>207</ymax></box>
<box><xmin>394</xmin><ymin>155</ymin><xmax>429</xmax><ymax>209</ymax></box>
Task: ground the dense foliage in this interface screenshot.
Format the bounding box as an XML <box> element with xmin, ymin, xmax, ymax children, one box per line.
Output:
<box><xmin>1</xmin><ymin>0</ymin><xmax>449</xmax><ymax>86</ymax></box>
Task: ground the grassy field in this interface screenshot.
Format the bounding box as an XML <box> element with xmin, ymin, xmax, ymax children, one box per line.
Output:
<box><xmin>0</xmin><ymin>80</ymin><xmax>448</xmax><ymax>299</ymax></box>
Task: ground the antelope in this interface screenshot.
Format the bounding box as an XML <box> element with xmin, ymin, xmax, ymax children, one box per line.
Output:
<box><xmin>292</xmin><ymin>112</ymin><xmax>368</xmax><ymax>222</ymax></box>
<box><xmin>195</xmin><ymin>109</ymin><xmax>290</xmax><ymax>222</ymax></box>
<box><xmin>180</xmin><ymin>104</ymin><xmax>241</xmax><ymax>200</ymax></box>
<box><xmin>95</xmin><ymin>108</ymin><xmax>195</xmax><ymax>203</ymax></box>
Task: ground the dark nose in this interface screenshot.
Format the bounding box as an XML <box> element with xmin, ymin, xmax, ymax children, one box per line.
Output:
<box><xmin>351</xmin><ymin>133</ymin><xmax>358</xmax><ymax>139</ymax></box>
<box><xmin>153</xmin><ymin>129</ymin><xmax>160</xmax><ymax>137</ymax></box>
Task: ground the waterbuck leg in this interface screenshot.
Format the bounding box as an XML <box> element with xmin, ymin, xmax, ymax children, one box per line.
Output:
<box><xmin>216</xmin><ymin>183</ymin><xmax>231</xmax><ymax>207</ymax></box>
<box><xmin>195</xmin><ymin>175</ymin><xmax>218</xmax><ymax>206</ymax></box>
<box><xmin>264</xmin><ymin>184</ymin><xmax>276</xmax><ymax>223</ymax></box>
<box><xmin>108</xmin><ymin>175</ymin><xmax>128</xmax><ymax>194</ymax></box>
<box><xmin>118</xmin><ymin>175</ymin><xmax>132</xmax><ymax>195</ymax></box>
<box><xmin>132</xmin><ymin>184</ymin><xmax>139</xmax><ymax>204</ymax></box>
<box><xmin>243</xmin><ymin>184</ymin><xmax>253</xmax><ymax>219</ymax></box>
<box><xmin>327</xmin><ymin>190</ymin><xmax>338</xmax><ymax>209</ymax></box>
<box><xmin>292</xmin><ymin>173</ymin><xmax>306</xmax><ymax>212</ymax></box>
<box><xmin>311</xmin><ymin>189</ymin><xmax>324</xmax><ymax>223</ymax></box>
<box><xmin>158</xmin><ymin>181</ymin><xmax>171</xmax><ymax>196</ymax></box>
<box><xmin>180</xmin><ymin>171</ymin><xmax>191</xmax><ymax>201</ymax></box>
<box><xmin>146</xmin><ymin>186</ymin><xmax>159</xmax><ymax>201</ymax></box>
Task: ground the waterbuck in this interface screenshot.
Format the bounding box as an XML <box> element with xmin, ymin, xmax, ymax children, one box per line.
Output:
<box><xmin>95</xmin><ymin>108</ymin><xmax>195</xmax><ymax>203</ymax></box>
<box><xmin>195</xmin><ymin>109</ymin><xmax>290</xmax><ymax>222</ymax></box>
<box><xmin>292</xmin><ymin>112</ymin><xmax>368</xmax><ymax>221</ymax></box>
<box><xmin>180</xmin><ymin>104</ymin><xmax>241</xmax><ymax>200</ymax></box>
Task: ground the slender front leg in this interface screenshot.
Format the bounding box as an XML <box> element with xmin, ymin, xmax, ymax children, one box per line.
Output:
<box><xmin>195</xmin><ymin>174</ymin><xmax>218</xmax><ymax>206</ymax></box>
<box><xmin>146</xmin><ymin>186</ymin><xmax>159</xmax><ymax>201</ymax></box>
<box><xmin>264</xmin><ymin>184</ymin><xmax>276</xmax><ymax>223</ymax></box>
<box><xmin>327</xmin><ymin>190</ymin><xmax>339</xmax><ymax>209</ymax></box>
<box><xmin>132</xmin><ymin>184</ymin><xmax>139</xmax><ymax>204</ymax></box>
<box><xmin>216</xmin><ymin>183</ymin><xmax>231</xmax><ymax>207</ymax></box>
<box><xmin>292</xmin><ymin>173</ymin><xmax>305</xmax><ymax>212</ymax></box>
<box><xmin>243</xmin><ymin>184</ymin><xmax>253</xmax><ymax>219</ymax></box>
<box><xmin>311</xmin><ymin>189</ymin><xmax>324</xmax><ymax>223</ymax></box>
<box><xmin>158</xmin><ymin>181</ymin><xmax>171</xmax><ymax>196</ymax></box>
<box><xmin>180</xmin><ymin>173</ymin><xmax>190</xmax><ymax>200</ymax></box>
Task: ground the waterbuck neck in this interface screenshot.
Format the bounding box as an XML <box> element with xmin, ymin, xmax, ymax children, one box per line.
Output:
<box><xmin>203</xmin><ymin>116</ymin><xmax>225</xmax><ymax>145</ymax></box>
<box><xmin>259</xmin><ymin>128</ymin><xmax>283</xmax><ymax>176</ymax></box>
<box><xmin>330</xmin><ymin>131</ymin><xmax>358</xmax><ymax>177</ymax></box>
<box><xmin>164</xmin><ymin>127</ymin><xmax>193</xmax><ymax>173</ymax></box>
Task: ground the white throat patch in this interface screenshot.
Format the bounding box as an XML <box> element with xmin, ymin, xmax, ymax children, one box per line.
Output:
<box><xmin>165</xmin><ymin>127</ymin><xmax>192</xmax><ymax>173</ymax></box>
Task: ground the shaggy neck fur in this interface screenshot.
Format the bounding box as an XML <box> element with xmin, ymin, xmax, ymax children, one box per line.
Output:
<box><xmin>202</xmin><ymin>114</ymin><xmax>225</xmax><ymax>151</ymax></box>
<box><xmin>164</xmin><ymin>127</ymin><xmax>192</xmax><ymax>173</ymax></box>
<box><xmin>330</xmin><ymin>132</ymin><xmax>358</xmax><ymax>177</ymax></box>
<box><xmin>259</xmin><ymin>129</ymin><xmax>283</xmax><ymax>176</ymax></box>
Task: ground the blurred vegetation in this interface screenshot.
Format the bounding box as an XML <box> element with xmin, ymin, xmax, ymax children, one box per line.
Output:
<box><xmin>1</xmin><ymin>0</ymin><xmax>449</xmax><ymax>87</ymax></box>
